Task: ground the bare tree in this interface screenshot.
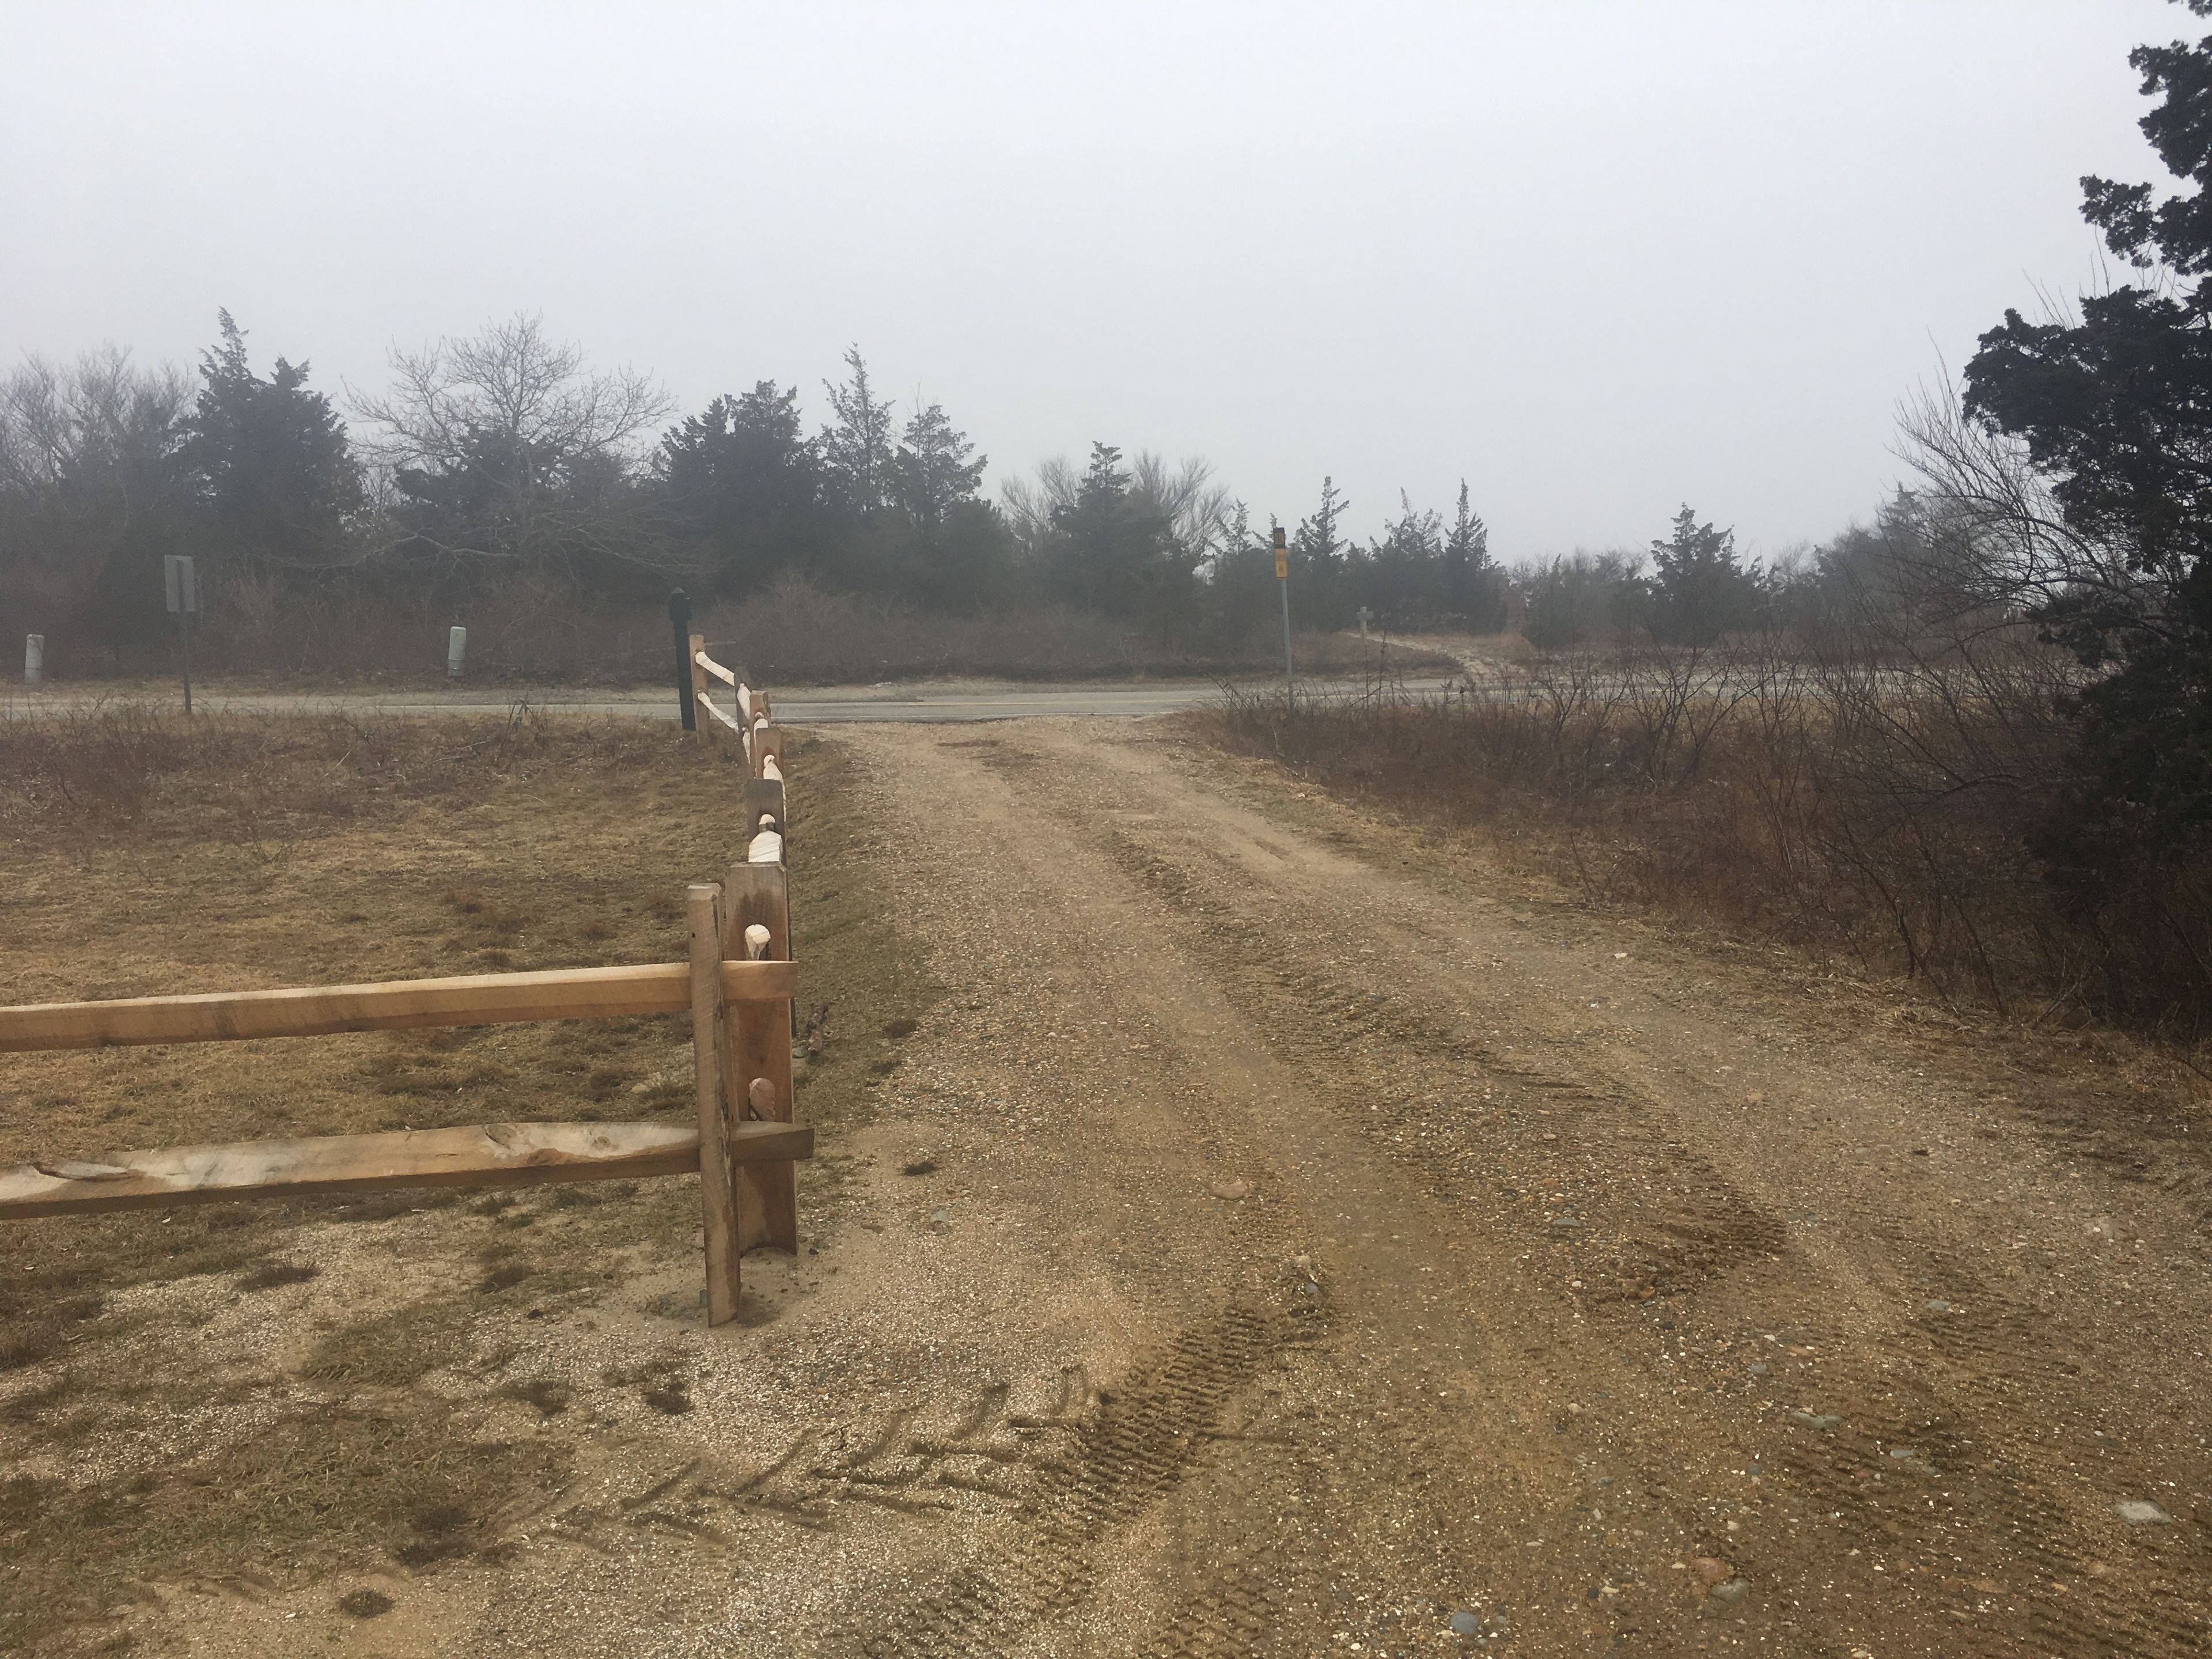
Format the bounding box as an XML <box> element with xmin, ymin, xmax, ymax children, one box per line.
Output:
<box><xmin>350</xmin><ymin>313</ymin><xmax>674</xmax><ymax>574</ymax></box>
<box><xmin>1889</xmin><ymin>377</ymin><xmax>2161</xmax><ymax>649</ymax></box>
<box><xmin>1001</xmin><ymin>450</ymin><xmax>1229</xmax><ymax>564</ymax></box>
<box><xmin>0</xmin><ymin>349</ymin><xmax>195</xmax><ymax>646</ymax></box>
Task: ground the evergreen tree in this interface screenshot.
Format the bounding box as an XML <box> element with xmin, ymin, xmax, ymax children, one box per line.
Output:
<box><xmin>1444</xmin><ymin>480</ymin><xmax>1508</xmax><ymax>631</ymax></box>
<box><xmin>819</xmin><ymin>346</ymin><xmax>895</xmax><ymax>517</ymax></box>
<box><xmin>1044</xmin><ymin>442</ymin><xmax>1190</xmax><ymax>632</ymax></box>
<box><xmin>1290</xmin><ymin>477</ymin><xmax>1355</xmax><ymax>626</ymax></box>
<box><xmin>656</xmin><ymin>381</ymin><xmax>828</xmax><ymax>593</ymax></box>
<box><xmin>1647</xmin><ymin>504</ymin><xmax>1757</xmax><ymax>645</ymax></box>
<box><xmin>887</xmin><ymin>403</ymin><xmax>1009</xmax><ymax>611</ymax></box>
<box><xmin>889</xmin><ymin>403</ymin><xmax>986</xmax><ymax>529</ymax></box>
<box><xmin>183</xmin><ymin>310</ymin><xmax>361</xmax><ymax>573</ymax></box>
<box><xmin>1965</xmin><ymin>0</ymin><xmax>2212</xmax><ymax>902</ymax></box>
<box><xmin>1361</xmin><ymin>490</ymin><xmax>1445</xmax><ymax>625</ymax></box>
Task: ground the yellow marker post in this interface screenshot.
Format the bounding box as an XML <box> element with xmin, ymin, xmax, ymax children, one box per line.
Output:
<box><xmin>1274</xmin><ymin>525</ymin><xmax>1293</xmax><ymax>700</ymax></box>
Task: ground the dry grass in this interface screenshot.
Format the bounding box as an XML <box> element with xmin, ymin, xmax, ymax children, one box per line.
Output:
<box><xmin>696</xmin><ymin>577</ymin><xmax>1457</xmax><ymax>685</ymax></box>
<box><xmin>25</xmin><ymin>572</ymin><xmax>1459</xmax><ymax>688</ymax></box>
<box><xmin>1205</xmin><ymin>642</ymin><xmax>2212</xmax><ymax>1039</ymax></box>
<box><xmin>0</xmin><ymin>710</ymin><xmax>930</xmax><ymax>1650</ymax></box>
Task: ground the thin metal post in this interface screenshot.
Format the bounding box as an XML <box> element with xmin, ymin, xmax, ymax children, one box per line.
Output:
<box><xmin>668</xmin><ymin>589</ymin><xmax>696</xmax><ymax>731</ymax></box>
<box><xmin>1274</xmin><ymin>525</ymin><xmax>1294</xmax><ymax>702</ymax></box>
<box><xmin>180</xmin><ymin>612</ymin><xmax>193</xmax><ymax>716</ymax></box>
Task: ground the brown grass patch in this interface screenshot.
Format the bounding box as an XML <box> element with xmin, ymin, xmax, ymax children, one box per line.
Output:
<box><xmin>0</xmin><ymin>710</ymin><xmax>929</xmax><ymax>1651</ymax></box>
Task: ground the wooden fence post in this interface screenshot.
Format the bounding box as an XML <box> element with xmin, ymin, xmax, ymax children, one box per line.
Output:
<box><xmin>722</xmin><ymin>862</ymin><xmax>796</xmax><ymax>1253</ymax></box>
<box><xmin>743</xmin><ymin>777</ymin><xmax>786</xmax><ymax>840</ymax></box>
<box><xmin>688</xmin><ymin>883</ymin><xmax>742</xmax><ymax>1323</ymax></box>
<box><xmin>751</xmin><ymin>724</ymin><xmax>783</xmax><ymax>779</ymax></box>
<box><xmin>688</xmin><ymin>632</ymin><xmax>713</xmax><ymax>742</ymax></box>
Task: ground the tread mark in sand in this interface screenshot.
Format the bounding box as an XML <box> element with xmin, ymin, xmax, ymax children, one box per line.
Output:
<box><xmin>838</xmin><ymin>1294</ymin><xmax>1320</xmax><ymax>1658</ymax></box>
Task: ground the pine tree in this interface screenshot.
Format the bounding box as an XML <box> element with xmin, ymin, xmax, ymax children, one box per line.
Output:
<box><xmin>819</xmin><ymin>346</ymin><xmax>895</xmax><ymax>517</ymax></box>
<box><xmin>183</xmin><ymin>310</ymin><xmax>360</xmax><ymax>573</ymax></box>
<box><xmin>1647</xmin><ymin>504</ymin><xmax>1756</xmax><ymax>646</ymax></box>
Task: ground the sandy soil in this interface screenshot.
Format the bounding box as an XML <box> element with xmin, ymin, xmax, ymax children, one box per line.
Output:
<box><xmin>12</xmin><ymin>715</ymin><xmax>2212</xmax><ymax>1657</ymax></box>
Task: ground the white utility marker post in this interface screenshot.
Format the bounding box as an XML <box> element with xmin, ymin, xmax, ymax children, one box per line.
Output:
<box><xmin>447</xmin><ymin>626</ymin><xmax>467</xmax><ymax>679</ymax></box>
<box><xmin>164</xmin><ymin>555</ymin><xmax>198</xmax><ymax>714</ymax></box>
<box><xmin>1274</xmin><ymin>525</ymin><xmax>1294</xmax><ymax>701</ymax></box>
<box><xmin>22</xmin><ymin>634</ymin><xmax>41</xmax><ymax>685</ymax></box>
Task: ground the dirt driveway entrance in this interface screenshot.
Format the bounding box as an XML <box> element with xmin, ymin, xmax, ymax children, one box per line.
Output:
<box><xmin>12</xmin><ymin>715</ymin><xmax>2210</xmax><ymax>1657</ymax></box>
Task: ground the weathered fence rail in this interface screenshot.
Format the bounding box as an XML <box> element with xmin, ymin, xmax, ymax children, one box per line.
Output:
<box><xmin>0</xmin><ymin>671</ymin><xmax>806</xmax><ymax>1327</ymax></box>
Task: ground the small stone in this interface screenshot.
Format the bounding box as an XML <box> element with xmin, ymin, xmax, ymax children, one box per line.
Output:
<box><xmin>1924</xmin><ymin>1298</ymin><xmax>1951</xmax><ymax>1313</ymax></box>
<box><xmin>1548</xmin><ymin>1216</ymin><xmax>1582</xmax><ymax>1232</ymax></box>
<box><xmin>2116</xmin><ymin>1501</ymin><xmax>2172</xmax><ymax>1525</ymax></box>
<box><xmin>1888</xmin><ymin>1448</ymin><xmax>1916</xmax><ymax>1460</ymax></box>
<box><xmin>1748</xmin><ymin>1363</ymin><xmax>1768</xmax><ymax>1376</ymax></box>
<box><xmin>1448</xmin><ymin>1611</ymin><xmax>1480</xmax><ymax>1637</ymax></box>
<box><xmin>1540</xmin><ymin>1131</ymin><xmax>1558</xmax><ymax>1142</ymax></box>
<box><xmin>1209</xmin><ymin>1179</ymin><xmax>1251</xmax><ymax>1201</ymax></box>
<box><xmin>929</xmin><ymin>1206</ymin><xmax>951</xmax><ymax>1226</ymax></box>
<box><xmin>338</xmin><ymin>1590</ymin><xmax>393</xmax><ymax>1619</ymax></box>
<box><xmin>1711</xmin><ymin>1578</ymin><xmax>1749</xmax><ymax>1604</ymax></box>
<box><xmin>1692</xmin><ymin>1556</ymin><xmax>1730</xmax><ymax>1585</ymax></box>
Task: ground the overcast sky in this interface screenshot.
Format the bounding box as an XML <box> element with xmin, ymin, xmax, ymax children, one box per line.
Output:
<box><xmin>0</xmin><ymin>1</ymin><xmax>2186</xmax><ymax>560</ymax></box>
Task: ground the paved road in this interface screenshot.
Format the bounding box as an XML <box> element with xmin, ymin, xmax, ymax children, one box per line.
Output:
<box><xmin>1</xmin><ymin>677</ymin><xmax>1450</xmax><ymax>724</ymax></box>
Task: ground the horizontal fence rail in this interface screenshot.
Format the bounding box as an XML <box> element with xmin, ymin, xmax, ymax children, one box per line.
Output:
<box><xmin>0</xmin><ymin>960</ymin><xmax>798</xmax><ymax>1052</ymax></box>
<box><xmin>0</xmin><ymin>1120</ymin><xmax>813</xmax><ymax>1220</ymax></box>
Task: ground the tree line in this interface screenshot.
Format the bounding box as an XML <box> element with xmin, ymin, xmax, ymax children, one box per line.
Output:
<box><xmin>13</xmin><ymin>305</ymin><xmax>1912</xmax><ymax>673</ymax></box>
<box><xmin>1</xmin><ymin>296</ymin><xmax>2120</xmax><ymax>679</ymax></box>
<box><xmin>0</xmin><ymin>314</ymin><xmax>1532</xmax><ymax>669</ymax></box>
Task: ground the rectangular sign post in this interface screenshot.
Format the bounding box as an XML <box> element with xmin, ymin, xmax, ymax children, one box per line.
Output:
<box><xmin>164</xmin><ymin>555</ymin><xmax>198</xmax><ymax>714</ymax></box>
<box><xmin>1274</xmin><ymin>525</ymin><xmax>1293</xmax><ymax>702</ymax></box>
<box><xmin>447</xmin><ymin>625</ymin><xmax>467</xmax><ymax>679</ymax></box>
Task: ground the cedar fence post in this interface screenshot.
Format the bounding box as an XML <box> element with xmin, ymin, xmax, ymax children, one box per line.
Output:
<box><xmin>688</xmin><ymin>883</ymin><xmax>742</xmax><ymax>1323</ymax></box>
<box><xmin>723</xmin><ymin>862</ymin><xmax>797</xmax><ymax>1253</ymax></box>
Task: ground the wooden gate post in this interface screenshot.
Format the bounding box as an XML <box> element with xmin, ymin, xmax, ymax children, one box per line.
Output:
<box><xmin>688</xmin><ymin>884</ymin><xmax>742</xmax><ymax>1323</ymax></box>
<box><xmin>687</xmin><ymin>632</ymin><xmax>713</xmax><ymax>743</ymax></box>
<box><xmin>722</xmin><ymin>862</ymin><xmax>796</xmax><ymax>1253</ymax></box>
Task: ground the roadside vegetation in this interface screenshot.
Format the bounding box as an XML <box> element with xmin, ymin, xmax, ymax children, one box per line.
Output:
<box><xmin>0</xmin><ymin>711</ymin><xmax>923</xmax><ymax>1649</ymax></box>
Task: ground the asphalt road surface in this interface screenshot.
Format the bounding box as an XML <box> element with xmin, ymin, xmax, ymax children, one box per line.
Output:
<box><xmin>3</xmin><ymin>679</ymin><xmax>1395</xmax><ymax>724</ymax></box>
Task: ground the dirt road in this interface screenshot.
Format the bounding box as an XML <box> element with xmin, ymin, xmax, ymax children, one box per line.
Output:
<box><xmin>47</xmin><ymin>715</ymin><xmax>2212</xmax><ymax>1656</ymax></box>
<box><xmin>758</xmin><ymin>718</ymin><xmax>2210</xmax><ymax>1658</ymax></box>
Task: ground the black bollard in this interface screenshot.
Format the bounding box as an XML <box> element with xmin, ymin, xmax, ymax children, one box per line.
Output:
<box><xmin>668</xmin><ymin>589</ymin><xmax>696</xmax><ymax>730</ymax></box>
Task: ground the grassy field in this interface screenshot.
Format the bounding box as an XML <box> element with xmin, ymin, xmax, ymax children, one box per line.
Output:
<box><xmin>0</xmin><ymin>711</ymin><xmax>930</xmax><ymax>1652</ymax></box>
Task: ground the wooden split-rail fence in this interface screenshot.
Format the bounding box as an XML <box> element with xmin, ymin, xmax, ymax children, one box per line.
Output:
<box><xmin>0</xmin><ymin>669</ymin><xmax>804</xmax><ymax>1325</ymax></box>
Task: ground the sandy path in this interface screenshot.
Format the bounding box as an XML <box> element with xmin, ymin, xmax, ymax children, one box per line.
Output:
<box><xmin>793</xmin><ymin>717</ymin><xmax>2212</xmax><ymax>1657</ymax></box>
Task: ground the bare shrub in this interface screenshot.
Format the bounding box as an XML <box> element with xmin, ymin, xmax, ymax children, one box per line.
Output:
<box><xmin>697</xmin><ymin>574</ymin><xmax>1448</xmax><ymax>684</ymax></box>
<box><xmin>1206</xmin><ymin>629</ymin><xmax>2211</xmax><ymax>1036</ymax></box>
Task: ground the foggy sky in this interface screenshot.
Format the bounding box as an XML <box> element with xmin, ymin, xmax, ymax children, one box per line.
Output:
<box><xmin>0</xmin><ymin>2</ymin><xmax>2184</xmax><ymax>560</ymax></box>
